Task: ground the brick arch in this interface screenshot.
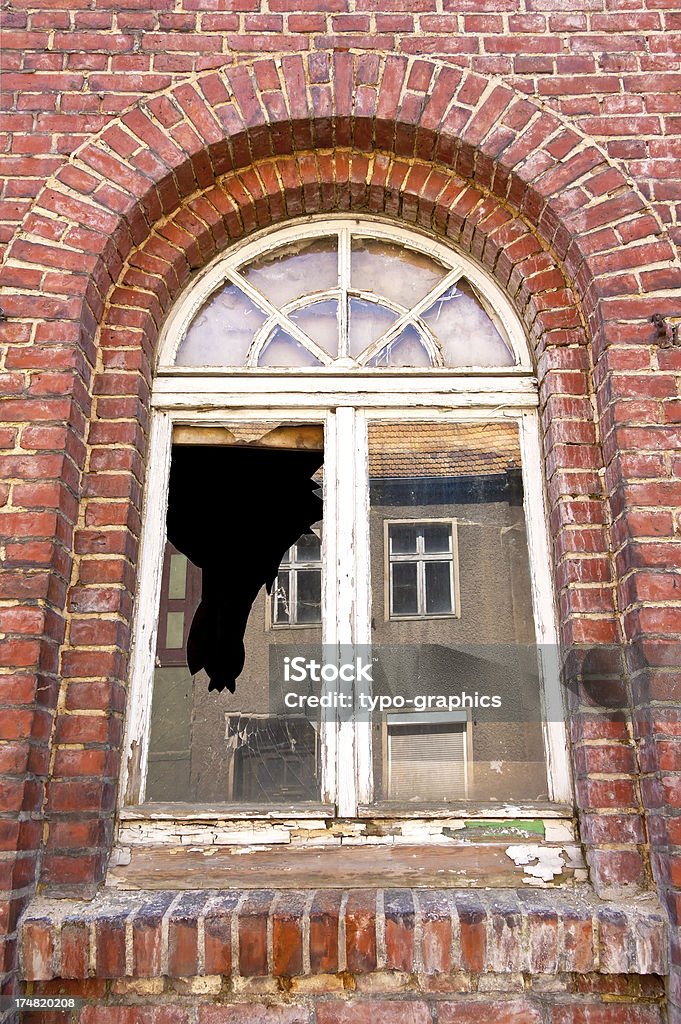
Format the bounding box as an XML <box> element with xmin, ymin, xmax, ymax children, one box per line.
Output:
<box><xmin>3</xmin><ymin>53</ymin><xmax>677</xmax><ymax>360</ymax></box>
<box><xmin>1</xmin><ymin>50</ymin><xmax>681</xmax><ymax>1009</ymax></box>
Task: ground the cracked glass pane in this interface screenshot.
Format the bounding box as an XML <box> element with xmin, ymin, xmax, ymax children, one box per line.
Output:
<box><xmin>258</xmin><ymin>328</ymin><xmax>323</xmax><ymax>367</ymax></box>
<box><xmin>349</xmin><ymin>297</ymin><xmax>399</xmax><ymax>357</ymax></box>
<box><xmin>240</xmin><ymin>237</ymin><xmax>338</xmax><ymax>308</ymax></box>
<box><xmin>146</xmin><ymin>425</ymin><xmax>324</xmax><ymax>805</ymax></box>
<box><xmin>351</xmin><ymin>236</ymin><xmax>447</xmax><ymax>308</ymax></box>
<box><xmin>367</xmin><ymin>420</ymin><xmax>548</xmax><ymax>805</ymax></box>
<box><xmin>176</xmin><ymin>283</ymin><xmax>268</xmax><ymax>366</ymax></box>
<box><xmin>421</xmin><ymin>279</ymin><xmax>514</xmax><ymax>367</ymax></box>
<box><xmin>365</xmin><ymin>325</ymin><xmax>433</xmax><ymax>367</ymax></box>
<box><xmin>289</xmin><ymin>298</ymin><xmax>339</xmax><ymax>357</ymax></box>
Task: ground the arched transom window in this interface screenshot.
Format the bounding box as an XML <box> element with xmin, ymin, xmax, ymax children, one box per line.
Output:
<box><xmin>158</xmin><ymin>219</ymin><xmax>530</xmax><ymax>372</ymax></box>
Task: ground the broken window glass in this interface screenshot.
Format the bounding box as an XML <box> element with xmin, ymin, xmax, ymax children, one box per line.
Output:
<box><xmin>145</xmin><ymin>424</ymin><xmax>325</xmax><ymax>805</ymax></box>
<box><xmin>289</xmin><ymin>299</ymin><xmax>339</xmax><ymax>357</ymax></box>
<box><xmin>367</xmin><ymin>420</ymin><xmax>548</xmax><ymax>805</ymax></box>
<box><xmin>173</xmin><ymin>226</ymin><xmax>517</xmax><ymax>370</ymax></box>
<box><xmin>348</xmin><ymin>298</ymin><xmax>399</xmax><ymax>356</ymax></box>
<box><xmin>175</xmin><ymin>284</ymin><xmax>268</xmax><ymax>366</ymax></box>
<box><xmin>240</xmin><ymin>237</ymin><xmax>338</xmax><ymax>308</ymax></box>
<box><xmin>258</xmin><ymin>328</ymin><xmax>323</xmax><ymax>367</ymax></box>
<box><xmin>351</xmin><ymin>236</ymin><xmax>447</xmax><ymax>308</ymax></box>
<box><xmin>366</xmin><ymin>325</ymin><xmax>433</xmax><ymax>367</ymax></box>
<box><xmin>421</xmin><ymin>279</ymin><xmax>513</xmax><ymax>366</ymax></box>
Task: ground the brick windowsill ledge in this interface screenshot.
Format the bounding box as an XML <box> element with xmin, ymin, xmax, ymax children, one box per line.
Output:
<box><xmin>20</xmin><ymin>887</ymin><xmax>667</xmax><ymax>983</ymax></box>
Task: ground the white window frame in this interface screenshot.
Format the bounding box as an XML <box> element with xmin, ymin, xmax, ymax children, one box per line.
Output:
<box><xmin>119</xmin><ymin>215</ymin><xmax>572</xmax><ymax>827</ymax></box>
<box><xmin>384</xmin><ymin>518</ymin><xmax>461</xmax><ymax>621</ymax></box>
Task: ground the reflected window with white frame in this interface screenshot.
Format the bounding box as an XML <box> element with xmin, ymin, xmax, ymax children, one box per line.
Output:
<box><xmin>386</xmin><ymin>520</ymin><xmax>459</xmax><ymax>619</ymax></box>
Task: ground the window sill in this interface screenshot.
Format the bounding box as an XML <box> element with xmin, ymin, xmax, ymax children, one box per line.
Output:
<box><xmin>106</xmin><ymin>842</ymin><xmax>585</xmax><ymax>894</ymax></box>
<box><xmin>21</xmin><ymin>885</ymin><xmax>667</xmax><ymax>982</ymax></box>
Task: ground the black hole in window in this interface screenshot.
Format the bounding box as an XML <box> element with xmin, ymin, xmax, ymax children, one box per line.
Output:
<box><xmin>166</xmin><ymin>443</ymin><xmax>323</xmax><ymax>693</ymax></box>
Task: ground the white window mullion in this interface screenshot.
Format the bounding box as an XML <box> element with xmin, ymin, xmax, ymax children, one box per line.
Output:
<box><xmin>332</xmin><ymin>407</ymin><xmax>372</xmax><ymax>815</ymax></box>
<box><xmin>353</xmin><ymin>409</ymin><xmax>373</xmax><ymax>806</ymax></box>
<box><xmin>338</xmin><ymin>224</ymin><xmax>351</xmax><ymax>360</ymax></box>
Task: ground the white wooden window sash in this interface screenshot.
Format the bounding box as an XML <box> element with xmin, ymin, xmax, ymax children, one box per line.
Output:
<box><xmin>121</xmin><ymin>401</ymin><xmax>572</xmax><ymax>814</ymax></box>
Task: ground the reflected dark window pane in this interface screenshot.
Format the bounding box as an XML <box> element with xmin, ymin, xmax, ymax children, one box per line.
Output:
<box><xmin>389</xmin><ymin>524</ymin><xmax>418</xmax><ymax>554</ymax></box>
<box><xmin>297</xmin><ymin>569</ymin><xmax>322</xmax><ymax>623</ymax></box>
<box><xmin>425</xmin><ymin>561</ymin><xmax>453</xmax><ymax>614</ymax></box>
<box><xmin>423</xmin><ymin>524</ymin><xmax>451</xmax><ymax>553</ymax></box>
<box><xmin>392</xmin><ymin>562</ymin><xmax>418</xmax><ymax>616</ymax></box>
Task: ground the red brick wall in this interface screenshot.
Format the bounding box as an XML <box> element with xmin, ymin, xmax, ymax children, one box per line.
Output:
<box><xmin>0</xmin><ymin>17</ymin><xmax>680</xmax><ymax>1024</ymax></box>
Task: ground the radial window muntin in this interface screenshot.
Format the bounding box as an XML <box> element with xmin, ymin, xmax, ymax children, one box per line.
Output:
<box><xmin>157</xmin><ymin>216</ymin><xmax>532</xmax><ymax>373</ymax></box>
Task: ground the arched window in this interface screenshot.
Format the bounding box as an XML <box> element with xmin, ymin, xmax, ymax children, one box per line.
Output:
<box><xmin>122</xmin><ymin>216</ymin><xmax>570</xmax><ymax>826</ymax></box>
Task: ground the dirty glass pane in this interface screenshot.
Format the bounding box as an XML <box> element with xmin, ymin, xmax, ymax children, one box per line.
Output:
<box><xmin>389</xmin><ymin>524</ymin><xmax>418</xmax><ymax>555</ymax></box>
<box><xmin>424</xmin><ymin>562</ymin><xmax>452</xmax><ymax>614</ymax></box>
<box><xmin>296</xmin><ymin>532</ymin><xmax>321</xmax><ymax>562</ymax></box>
<box><xmin>290</xmin><ymin>299</ymin><xmax>339</xmax><ymax>357</ymax></box>
<box><xmin>241</xmin><ymin>237</ymin><xmax>338</xmax><ymax>309</ymax></box>
<box><xmin>176</xmin><ymin>283</ymin><xmax>268</xmax><ymax>366</ymax></box>
<box><xmin>368</xmin><ymin>420</ymin><xmax>548</xmax><ymax>805</ymax></box>
<box><xmin>259</xmin><ymin>328</ymin><xmax>322</xmax><ymax>367</ymax></box>
<box><xmin>349</xmin><ymin>298</ymin><xmax>398</xmax><ymax>357</ymax></box>
<box><xmin>351</xmin><ymin>237</ymin><xmax>447</xmax><ymax>308</ymax></box>
<box><xmin>365</xmin><ymin>325</ymin><xmax>433</xmax><ymax>368</ymax></box>
<box><xmin>145</xmin><ymin>428</ymin><xmax>325</xmax><ymax>805</ymax></box>
<box><xmin>391</xmin><ymin>562</ymin><xmax>418</xmax><ymax>616</ymax></box>
<box><xmin>297</xmin><ymin>569</ymin><xmax>322</xmax><ymax>623</ymax></box>
<box><xmin>421</xmin><ymin>279</ymin><xmax>514</xmax><ymax>367</ymax></box>
<box><xmin>423</xmin><ymin>523</ymin><xmax>451</xmax><ymax>553</ymax></box>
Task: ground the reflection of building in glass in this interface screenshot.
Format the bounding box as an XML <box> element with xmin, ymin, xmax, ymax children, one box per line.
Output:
<box><xmin>147</xmin><ymin>419</ymin><xmax>546</xmax><ymax>807</ymax></box>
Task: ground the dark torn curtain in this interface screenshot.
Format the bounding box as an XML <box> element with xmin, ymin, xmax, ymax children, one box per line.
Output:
<box><xmin>166</xmin><ymin>444</ymin><xmax>323</xmax><ymax>693</ymax></box>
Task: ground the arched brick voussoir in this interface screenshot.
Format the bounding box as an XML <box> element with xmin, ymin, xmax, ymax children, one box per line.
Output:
<box><xmin>3</xmin><ymin>52</ymin><xmax>675</xmax><ymax>355</ymax></box>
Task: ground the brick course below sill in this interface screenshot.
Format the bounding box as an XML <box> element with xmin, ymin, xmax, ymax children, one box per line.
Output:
<box><xmin>20</xmin><ymin>888</ymin><xmax>667</xmax><ymax>983</ymax></box>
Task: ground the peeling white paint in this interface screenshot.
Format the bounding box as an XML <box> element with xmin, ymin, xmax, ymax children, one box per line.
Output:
<box><xmin>504</xmin><ymin>844</ymin><xmax>565</xmax><ymax>881</ymax></box>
